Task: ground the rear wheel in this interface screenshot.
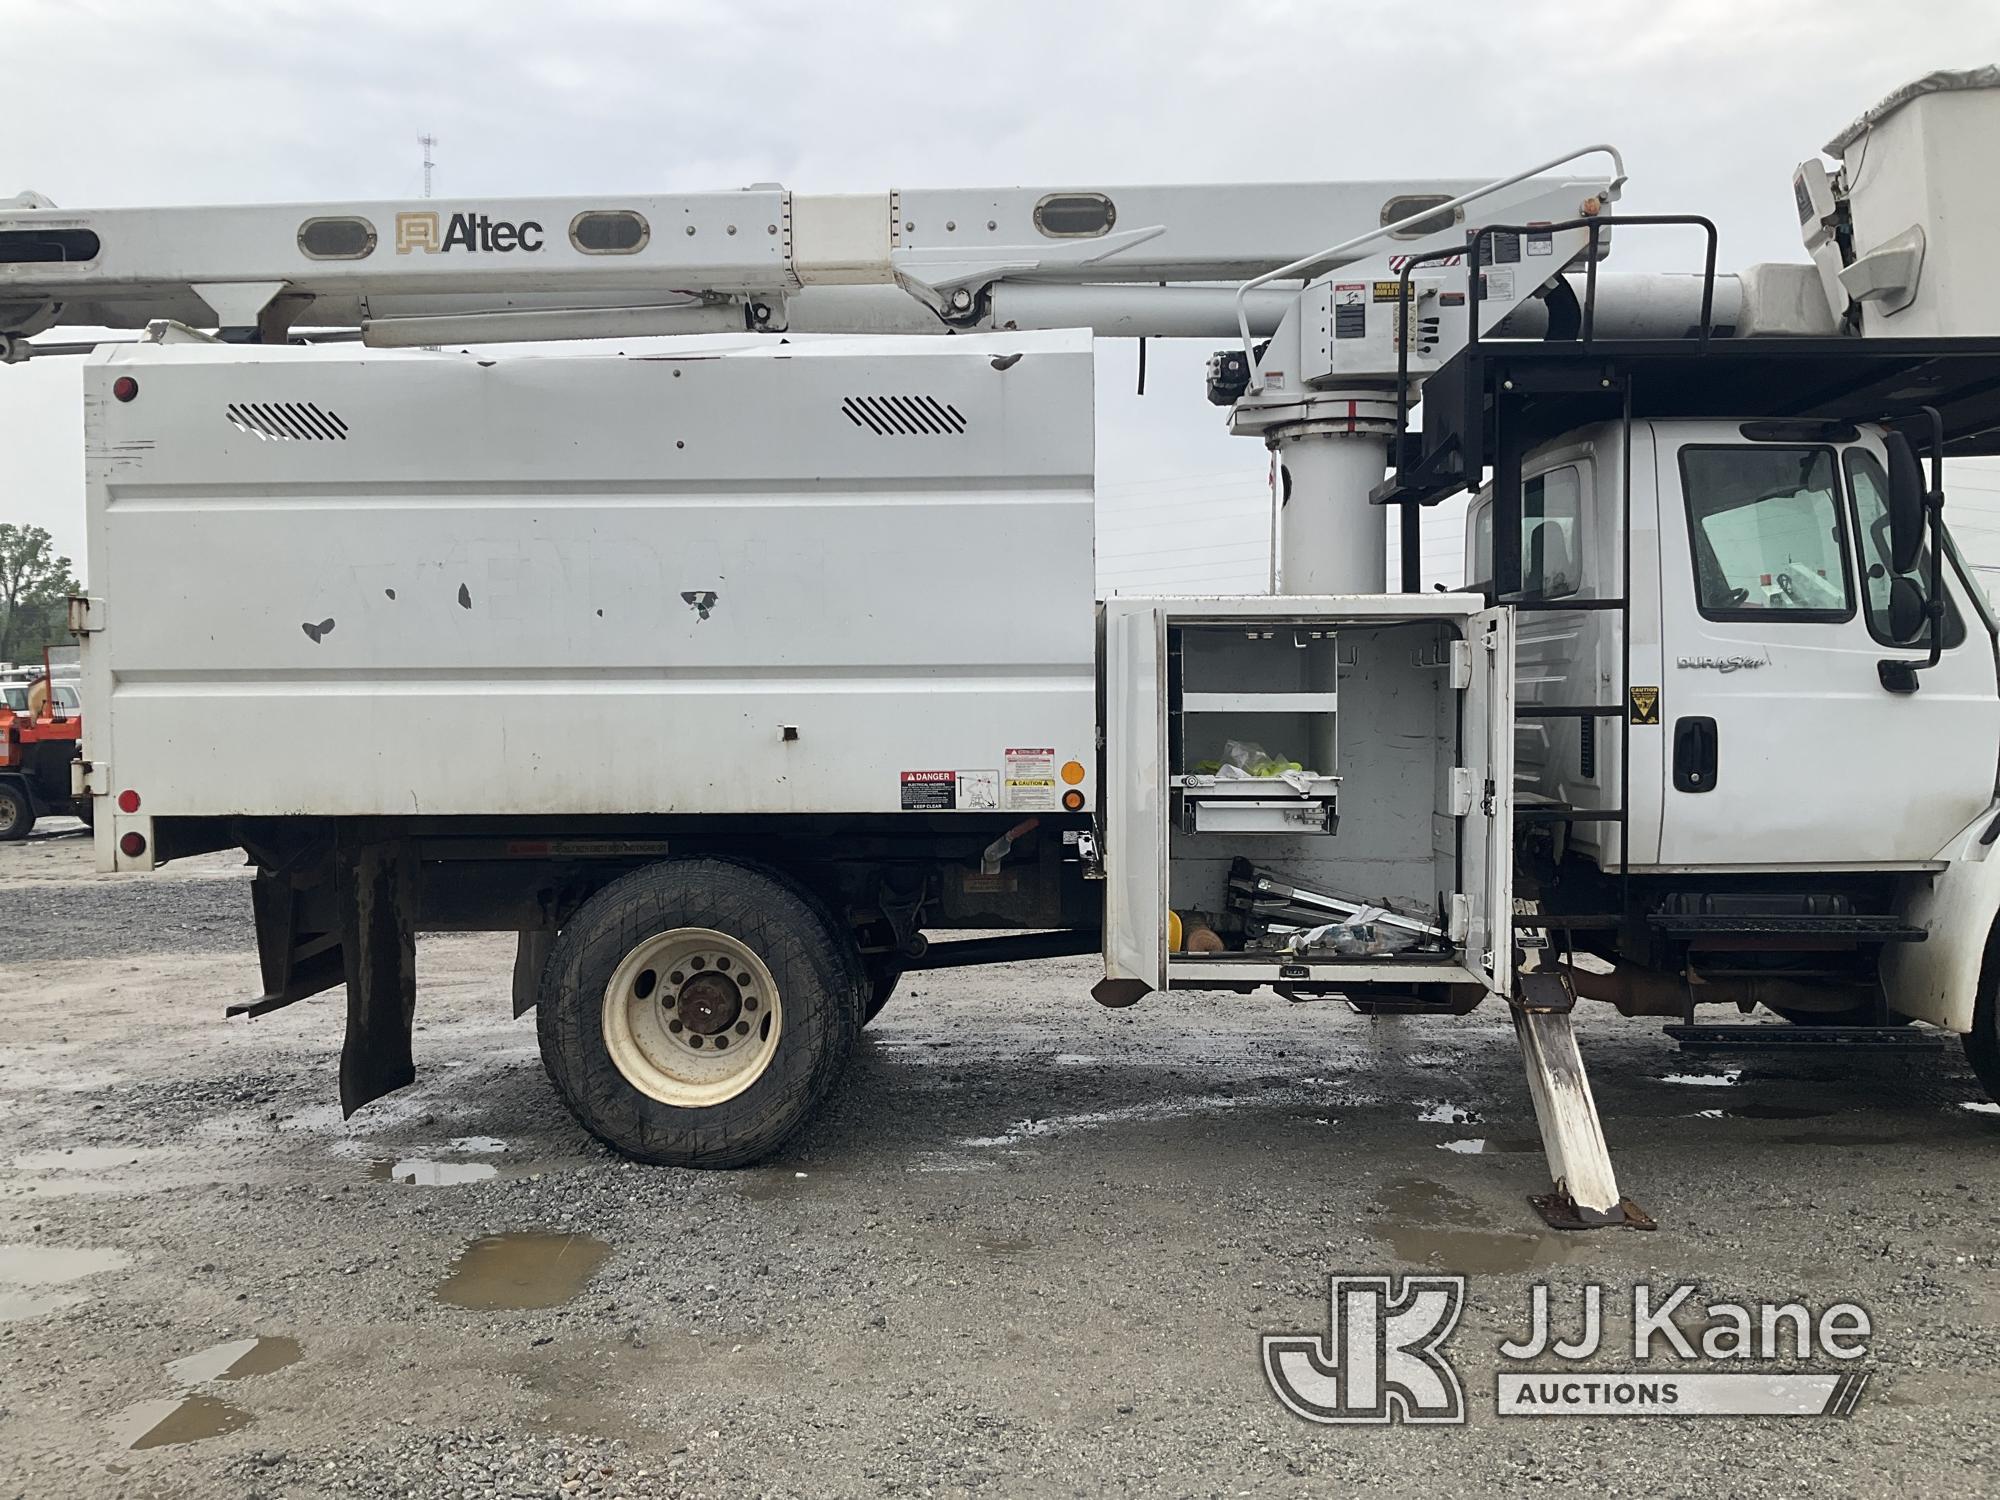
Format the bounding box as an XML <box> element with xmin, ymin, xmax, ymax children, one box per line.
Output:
<box><xmin>1964</xmin><ymin>917</ymin><xmax>2000</xmax><ymax>1104</ymax></box>
<box><xmin>0</xmin><ymin>781</ymin><xmax>34</xmax><ymax>842</ymax></box>
<box><xmin>537</xmin><ymin>857</ymin><xmax>865</xmax><ymax>1167</ymax></box>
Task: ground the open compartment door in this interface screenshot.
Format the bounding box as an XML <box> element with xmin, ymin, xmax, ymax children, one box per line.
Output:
<box><xmin>1102</xmin><ymin>602</ymin><xmax>1166</xmax><ymax>996</ymax></box>
<box><xmin>1461</xmin><ymin>606</ymin><xmax>1516</xmax><ymax>995</ymax></box>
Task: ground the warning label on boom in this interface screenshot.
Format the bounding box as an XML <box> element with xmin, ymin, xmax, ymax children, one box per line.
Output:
<box><xmin>1333</xmin><ymin>283</ymin><xmax>1367</xmax><ymax>339</ymax></box>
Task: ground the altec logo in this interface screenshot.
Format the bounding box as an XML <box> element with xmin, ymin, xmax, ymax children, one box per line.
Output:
<box><xmin>394</xmin><ymin>210</ymin><xmax>545</xmax><ymax>255</ymax></box>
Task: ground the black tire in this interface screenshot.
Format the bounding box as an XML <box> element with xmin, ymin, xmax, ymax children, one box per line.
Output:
<box><xmin>0</xmin><ymin>781</ymin><xmax>34</xmax><ymax>842</ymax></box>
<box><xmin>1963</xmin><ymin>915</ymin><xmax>2000</xmax><ymax>1104</ymax></box>
<box><xmin>862</xmin><ymin>958</ymin><xmax>902</xmax><ymax>1027</ymax></box>
<box><xmin>536</xmin><ymin>857</ymin><xmax>865</xmax><ymax>1167</ymax></box>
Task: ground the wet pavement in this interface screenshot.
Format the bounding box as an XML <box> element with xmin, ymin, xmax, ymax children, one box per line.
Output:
<box><xmin>1</xmin><ymin>824</ymin><xmax>1997</xmax><ymax>1497</ymax></box>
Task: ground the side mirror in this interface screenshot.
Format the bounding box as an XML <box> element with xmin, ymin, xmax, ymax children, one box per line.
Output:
<box><xmin>1886</xmin><ymin>573</ymin><xmax>1928</xmax><ymax>644</ymax></box>
<box><xmin>1884</xmin><ymin>430</ymin><xmax>1927</xmax><ymax>573</ymax></box>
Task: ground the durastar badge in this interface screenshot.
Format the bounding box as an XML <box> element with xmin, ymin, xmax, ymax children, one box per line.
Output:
<box><xmin>395</xmin><ymin>210</ymin><xmax>545</xmax><ymax>254</ymax></box>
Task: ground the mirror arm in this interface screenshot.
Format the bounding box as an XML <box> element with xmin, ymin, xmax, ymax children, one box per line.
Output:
<box><xmin>1922</xmin><ymin>403</ymin><xmax>1946</xmax><ymax>672</ymax></box>
<box><xmin>1877</xmin><ymin>405</ymin><xmax>1949</xmax><ymax>693</ymax></box>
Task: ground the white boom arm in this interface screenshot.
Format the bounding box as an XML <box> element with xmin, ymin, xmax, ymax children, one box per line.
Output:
<box><xmin>0</xmin><ymin>173</ymin><xmax>1615</xmax><ymax>353</ymax></box>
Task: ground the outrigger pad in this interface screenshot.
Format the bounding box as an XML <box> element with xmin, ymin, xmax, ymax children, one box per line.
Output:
<box><xmin>1091</xmin><ymin>977</ymin><xmax>1150</xmax><ymax>1009</ymax></box>
<box><xmin>1530</xmin><ymin>1189</ymin><xmax>1658</xmax><ymax>1232</ymax></box>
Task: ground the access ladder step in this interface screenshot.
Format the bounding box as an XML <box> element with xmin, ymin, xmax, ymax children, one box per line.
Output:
<box><xmin>1648</xmin><ymin>913</ymin><xmax>1926</xmax><ymax>941</ymax></box>
<box><xmin>1663</xmin><ymin>1024</ymin><xmax>1946</xmax><ymax>1053</ymax></box>
<box><xmin>1516</xmin><ymin>807</ymin><xmax>1625</xmax><ymax>824</ymax></box>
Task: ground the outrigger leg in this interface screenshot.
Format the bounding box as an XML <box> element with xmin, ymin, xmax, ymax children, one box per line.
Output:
<box><xmin>1511</xmin><ymin>970</ymin><xmax>1655</xmax><ymax>1230</ymax></box>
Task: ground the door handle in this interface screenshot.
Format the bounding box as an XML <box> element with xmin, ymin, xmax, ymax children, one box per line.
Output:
<box><xmin>1672</xmin><ymin>716</ymin><xmax>1717</xmax><ymax>793</ymax></box>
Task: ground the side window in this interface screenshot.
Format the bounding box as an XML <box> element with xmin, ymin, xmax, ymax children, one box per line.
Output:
<box><xmin>1845</xmin><ymin>448</ymin><xmax>1964</xmax><ymax>649</ymax></box>
<box><xmin>1469</xmin><ymin>498</ymin><xmax>1493</xmax><ymax>594</ymax></box>
<box><xmin>1521</xmin><ymin>466</ymin><xmax>1581</xmax><ymax>600</ymax></box>
<box><xmin>1679</xmin><ymin>446</ymin><xmax>1852</xmax><ymax>620</ymax></box>
<box><xmin>1467</xmin><ymin>465</ymin><xmax>1582</xmax><ymax>600</ymax></box>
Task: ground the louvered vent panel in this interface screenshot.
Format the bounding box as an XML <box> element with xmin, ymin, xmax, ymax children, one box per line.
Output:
<box><xmin>225</xmin><ymin>401</ymin><xmax>349</xmax><ymax>441</ymax></box>
<box><xmin>840</xmin><ymin>395</ymin><xmax>967</xmax><ymax>436</ymax></box>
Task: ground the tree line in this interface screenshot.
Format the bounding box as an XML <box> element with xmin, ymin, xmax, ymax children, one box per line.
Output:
<box><xmin>0</xmin><ymin>523</ymin><xmax>80</xmax><ymax>668</ymax></box>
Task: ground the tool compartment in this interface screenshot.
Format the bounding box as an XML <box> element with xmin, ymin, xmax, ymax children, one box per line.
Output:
<box><xmin>1103</xmin><ymin>595</ymin><xmax>1512</xmax><ymax>997</ymax></box>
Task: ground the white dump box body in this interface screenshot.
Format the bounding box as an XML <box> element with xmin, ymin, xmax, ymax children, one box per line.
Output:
<box><xmin>77</xmin><ymin>331</ymin><xmax>1098</xmax><ymax>870</ymax></box>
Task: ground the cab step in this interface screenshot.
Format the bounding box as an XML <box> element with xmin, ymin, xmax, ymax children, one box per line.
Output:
<box><xmin>1663</xmin><ymin>1023</ymin><xmax>1946</xmax><ymax>1053</ymax></box>
<box><xmin>1647</xmin><ymin>913</ymin><xmax>1925</xmax><ymax>941</ymax></box>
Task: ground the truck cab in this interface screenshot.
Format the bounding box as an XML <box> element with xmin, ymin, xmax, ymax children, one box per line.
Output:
<box><xmin>1458</xmin><ymin>409</ymin><xmax>2000</xmax><ymax>1025</ymax></box>
<box><xmin>1468</xmin><ymin>419</ymin><xmax>2000</xmax><ymax>874</ymax></box>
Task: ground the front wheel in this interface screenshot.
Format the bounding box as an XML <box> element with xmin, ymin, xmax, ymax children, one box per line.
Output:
<box><xmin>536</xmin><ymin>857</ymin><xmax>865</xmax><ymax>1167</ymax></box>
<box><xmin>1965</xmin><ymin>917</ymin><xmax>2000</xmax><ymax>1105</ymax></box>
<box><xmin>0</xmin><ymin>781</ymin><xmax>34</xmax><ymax>842</ymax></box>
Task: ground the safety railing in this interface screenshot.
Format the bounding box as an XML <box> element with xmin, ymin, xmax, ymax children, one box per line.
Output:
<box><xmin>1230</xmin><ymin>144</ymin><xmax>1627</xmax><ymax>394</ymax></box>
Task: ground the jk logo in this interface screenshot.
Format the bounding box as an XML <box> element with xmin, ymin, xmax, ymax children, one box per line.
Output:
<box><xmin>1262</xmin><ymin>1275</ymin><xmax>1467</xmax><ymax>1424</ymax></box>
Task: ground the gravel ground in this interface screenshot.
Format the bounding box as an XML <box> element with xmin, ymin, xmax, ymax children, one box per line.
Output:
<box><xmin>2</xmin><ymin>823</ymin><xmax>1997</xmax><ymax>1498</ymax></box>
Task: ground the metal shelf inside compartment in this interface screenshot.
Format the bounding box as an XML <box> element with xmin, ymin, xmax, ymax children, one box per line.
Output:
<box><xmin>1171</xmin><ymin>773</ymin><xmax>1341</xmax><ymax>798</ymax></box>
<box><xmin>1180</xmin><ymin>691</ymin><xmax>1338</xmax><ymax>714</ymax></box>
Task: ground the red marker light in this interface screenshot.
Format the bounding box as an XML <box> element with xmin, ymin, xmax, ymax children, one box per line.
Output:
<box><xmin>119</xmin><ymin>831</ymin><xmax>147</xmax><ymax>858</ymax></box>
<box><xmin>117</xmin><ymin>789</ymin><xmax>141</xmax><ymax>814</ymax></box>
<box><xmin>112</xmin><ymin>375</ymin><xmax>139</xmax><ymax>403</ymax></box>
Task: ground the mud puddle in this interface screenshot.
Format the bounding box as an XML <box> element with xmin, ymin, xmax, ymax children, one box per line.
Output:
<box><xmin>0</xmin><ymin>1243</ymin><xmax>130</xmax><ymax>1322</ymax></box>
<box><xmin>1692</xmin><ymin>1102</ymin><xmax>1835</xmax><ymax>1122</ymax></box>
<box><xmin>12</xmin><ymin>1146</ymin><xmax>152</xmax><ymax>1171</ymax></box>
<box><xmin>107</xmin><ymin>1335</ymin><xmax>302</xmax><ymax>1450</ymax></box>
<box><xmin>972</xmin><ymin>1235</ymin><xmax>1035</xmax><ymax>1257</ymax></box>
<box><xmin>112</xmin><ymin>1394</ymin><xmax>253</xmax><ymax>1450</ymax></box>
<box><xmin>1661</xmin><ymin>1069</ymin><xmax>1743</xmax><ymax>1088</ymax></box>
<box><xmin>1416</xmin><ymin>1101</ymin><xmax>1481</xmax><ymax>1125</ymax></box>
<box><xmin>367</xmin><ymin>1136</ymin><xmax>510</xmax><ymax>1187</ymax></box>
<box><xmin>435</xmin><ymin>1232</ymin><xmax>611</xmax><ymax>1310</ymax></box>
<box><xmin>1437</xmin><ymin>1137</ymin><xmax>1543</xmax><ymax>1155</ymax></box>
<box><xmin>1370</xmin><ymin>1180</ymin><xmax>1595</xmax><ymax>1274</ymax></box>
<box><xmin>1774</xmin><ymin>1130</ymin><xmax>1902</xmax><ymax>1147</ymax></box>
<box><xmin>166</xmin><ymin>1335</ymin><xmax>302</xmax><ymax>1385</ymax></box>
<box><xmin>370</xmin><ymin>1158</ymin><xmax>500</xmax><ymax>1187</ymax></box>
<box><xmin>737</xmin><ymin>1168</ymin><xmax>832</xmax><ymax>1201</ymax></box>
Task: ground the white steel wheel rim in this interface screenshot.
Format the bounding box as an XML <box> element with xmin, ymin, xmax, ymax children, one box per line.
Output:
<box><xmin>601</xmin><ymin>927</ymin><xmax>783</xmax><ymax>1108</ymax></box>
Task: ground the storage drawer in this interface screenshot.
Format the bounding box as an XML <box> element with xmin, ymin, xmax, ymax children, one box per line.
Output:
<box><xmin>1185</xmin><ymin>797</ymin><xmax>1335</xmax><ymax>834</ymax></box>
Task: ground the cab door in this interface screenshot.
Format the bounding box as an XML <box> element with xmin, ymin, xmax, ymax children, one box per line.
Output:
<box><xmin>1652</xmin><ymin>424</ymin><xmax>1999</xmax><ymax>868</ymax></box>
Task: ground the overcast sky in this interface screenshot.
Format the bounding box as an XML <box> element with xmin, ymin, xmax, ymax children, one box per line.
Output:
<box><xmin>5</xmin><ymin>0</ymin><xmax>1999</xmax><ymax>589</ymax></box>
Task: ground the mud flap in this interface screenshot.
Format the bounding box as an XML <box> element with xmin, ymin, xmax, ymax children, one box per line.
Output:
<box><xmin>236</xmin><ymin>867</ymin><xmax>345</xmax><ymax>1019</ymax></box>
<box><xmin>513</xmin><ymin>928</ymin><xmax>553</xmax><ymax>1018</ymax></box>
<box><xmin>338</xmin><ymin>843</ymin><xmax>419</xmax><ymax>1116</ymax></box>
